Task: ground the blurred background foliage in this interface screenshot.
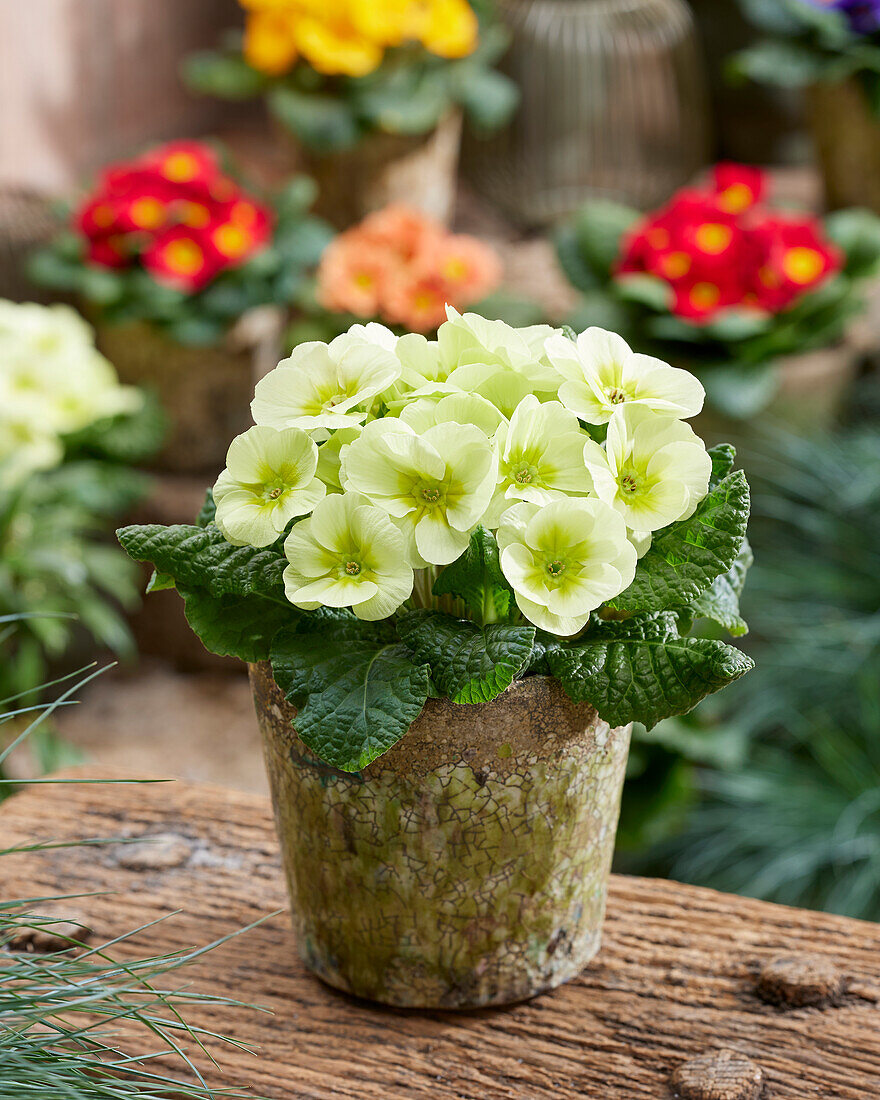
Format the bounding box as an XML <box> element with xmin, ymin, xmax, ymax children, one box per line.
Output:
<box><xmin>618</xmin><ymin>380</ymin><xmax>880</xmax><ymax>920</ymax></box>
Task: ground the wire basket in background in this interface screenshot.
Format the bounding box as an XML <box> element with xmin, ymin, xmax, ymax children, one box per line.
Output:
<box><xmin>465</xmin><ymin>0</ymin><xmax>710</xmax><ymax>226</ymax></box>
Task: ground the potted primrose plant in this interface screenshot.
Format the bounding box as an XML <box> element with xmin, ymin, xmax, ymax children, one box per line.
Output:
<box><xmin>555</xmin><ymin>163</ymin><xmax>880</xmax><ymax>427</ymax></box>
<box><xmin>183</xmin><ymin>0</ymin><xmax>518</xmax><ymax>227</ymax></box>
<box><xmin>289</xmin><ymin>203</ymin><xmax>505</xmax><ymax>345</ymax></box>
<box><xmin>30</xmin><ymin>140</ymin><xmax>332</xmax><ymax>475</ymax></box>
<box><xmin>0</xmin><ymin>300</ymin><xmax>163</xmax><ymax>698</ymax></box>
<box><xmin>118</xmin><ymin>308</ymin><xmax>753</xmax><ymax>1009</ymax></box>
<box><xmin>733</xmin><ymin>0</ymin><xmax>880</xmax><ymax>212</ymax></box>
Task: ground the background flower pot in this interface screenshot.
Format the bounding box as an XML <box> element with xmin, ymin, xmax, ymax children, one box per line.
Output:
<box><xmin>291</xmin><ymin>111</ymin><xmax>462</xmax><ymax>229</ymax></box>
<box><xmin>806</xmin><ymin>79</ymin><xmax>880</xmax><ymax>213</ymax></box>
<box><xmin>92</xmin><ymin>306</ymin><xmax>282</xmax><ymax>475</ymax></box>
<box><xmin>251</xmin><ymin>662</ymin><xmax>631</xmax><ymax>1009</ymax></box>
<box><xmin>695</xmin><ymin>342</ymin><xmax>859</xmax><ymax>445</ymax></box>
<box><xmin>774</xmin><ymin>342</ymin><xmax>860</xmax><ymax>430</ymax></box>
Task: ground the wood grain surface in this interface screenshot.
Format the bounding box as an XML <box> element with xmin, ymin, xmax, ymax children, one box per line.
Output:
<box><xmin>2</xmin><ymin>767</ymin><xmax>878</xmax><ymax>1099</ymax></box>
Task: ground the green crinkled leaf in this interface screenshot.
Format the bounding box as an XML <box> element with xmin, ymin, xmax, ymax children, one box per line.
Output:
<box><xmin>397</xmin><ymin>609</ymin><xmax>535</xmax><ymax>704</ymax></box>
<box><xmin>688</xmin><ymin>539</ymin><xmax>754</xmax><ymax>637</ymax></box>
<box><xmin>195</xmin><ymin>490</ymin><xmax>216</xmax><ymax>528</ymax></box>
<box><xmin>356</xmin><ymin>68</ymin><xmax>448</xmax><ymax>134</ymax></box>
<box><xmin>701</xmin><ymin>362</ymin><xmax>779</xmax><ymax>420</ymax></box>
<box><xmin>824</xmin><ymin>207</ymin><xmax>880</xmax><ymax>279</ymax></box>
<box><xmin>39</xmin><ymin>461</ymin><xmax>150</xmax><ymax>517</ymax></box>
<box><xmin>547</xmin><ymin>613</ymin><xmax>754</xmax><ymax>730</ymax></box>
<box><xmin>182</xmin><ymin>50</ymin><xmax>267</xmax><ymax>99</ymax></box>
<box><xmin>267</xmin><ymin>85</ymin><xmax>360</xmax><ymax>151</ymax></box>
<box><xmin>610</xmin><ymin>471</ymin><xmax>750</xmax><ymax>613</ymax></box>
<box><xmin>731</xmin><ymin>39</ymin><xmax>834</xmax><ymax>88</ymax></box>
<box><xmin>616</xmin><ymin>273</ymin><xmax>674</xmax><ymax>312</ymax></box>
<box><xmin>574</xmin><ymin>200</ymin><xmax>640</xmax><ymax>280</ymax></box>
<box><xmin>270</xmin><ymin>620</ymin><xmax>430</xmax><ymax>771</ymax></box>
<box><xmin>64</xmin><ymin>391</ymin><xmax>167</xmax><ymax>465</ymax></box>
<box><xmin>117</xmin><ymin>523</ymin><xmax>288</xmax><ymax>603</ymax></box>
<box><xmin>555</xmin><ymin>224</ymin><xmax>601</xmax><ymax>293</ymax></box>
<box><xmin>180</xmin><ymin>586</ymin><xmax>296</xmax><ymax>662</ymax></box>
<box><xmin>450</xmin><ymin>65</ymin><xmax>519</xmax><ymax>131</ymax></box>
<box><xmin>432</xmin><ymin>526</ymin><xmax>513</xmax><ymax>621</ymax></box>
<box><xmin>145</xmin><ymin>570</ymin><xmax>176</xmax><ymax>594</ymax></box>
<box><xmin>708</xmin><ymin>443</ymin><xmax>737</xmax><ymax>490</ymax></box>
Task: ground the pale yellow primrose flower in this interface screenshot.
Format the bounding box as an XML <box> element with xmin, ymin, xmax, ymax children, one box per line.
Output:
<box><xmin>346</xmin><ymin>321</ymin><xmax>398</xmax><ymax>350</ymax></box>
<box><xmin>213</xmin><ymin>425</ymin><xmax>325</xmax><ymax>548</ymax></box>
<box><xmin>0</xmin><ymin>413</ymin><xmax>64</xmax><ymax>489</ymax></box>
<box><xmin>490</xmin><ymin>395</ymin><xmax>592</xmax><ymax>519</ymax></box>
<box><xmin>0</xmin><ymin>300</ymin><xmax>142</xmax><ymax>435</ymax></box>
<box><xmin>399</xmin><ymin>392</ymin><xmax>507</xmax><ymax>438</ymax></box>
<box><xmin>283</xmin><ymin>492</ymin><xmax>413</xmax><ymax>621</ymax></box>
<box><xmin>583</xmin><ymin>405</ymin><xmax>711</xmax><ymax>535</ymax></box>
<box><xmin>439</xmin><ymin>307</ymin><xmax>562</xmax><ymax>390</ymax></box>
<box><xmin>251</xmin><ymin>331</ymin><xmax>400</xmax><ymax>432</ymax></box>
<box><xmin>425</xmin><ymin>307</ymin><xmax>564</xmax><ymax>415</ymax></box>
<box><xmin>0</xmin><ymin>301</ymin><xmax>93</xmax><ymax>353</ymax></box>
<box><xmin>497</xmin><ymin>499</ymin><xmax>637</xmax><ymax>636</ymax></box>
<box><xmin>315</xmin><ymin>426</ymin><xmax>362</xmax><ymax>492</ymax></box>
<box><xmin>545</xmin><ymin>327</ymin><xmax>705</xmax><ymax>425</ymax></box>
<box><xmin>340</xmin><ymin>417</ymin><xmax>498</xmax><ymax>566</ymax></box>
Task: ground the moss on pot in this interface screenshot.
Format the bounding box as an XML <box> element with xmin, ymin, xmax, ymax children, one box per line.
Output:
<box><xmin>251</xmin><ymin>662</ymin><xmax>631</xmax><ymax>1009</ymax></box>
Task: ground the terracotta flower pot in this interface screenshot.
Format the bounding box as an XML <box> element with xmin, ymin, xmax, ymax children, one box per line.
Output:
<box><xmin>291</xmin><ymin>111</ymin><xmax>462</xmax><ymax>229</ymax></box>
<box><xmin>806</xmin><ymin>79</ymin><xmax>880</xmax><ymax>214</ymax></box>
<box><xmin>92</xmin><ymin>306</ymin><xmax>282</xmax><ymax>475</ymax></box>
<box><xmin>251</xmin><ymin>661</ymin><xmax>631</xmax><ymax>1009</ymax></box>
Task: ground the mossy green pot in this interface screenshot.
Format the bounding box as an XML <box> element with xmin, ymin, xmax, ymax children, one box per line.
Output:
<box><xmin>250</xmin><ymin>662</ymin><xmax>631</xmax><ymax>1009</ymax></box>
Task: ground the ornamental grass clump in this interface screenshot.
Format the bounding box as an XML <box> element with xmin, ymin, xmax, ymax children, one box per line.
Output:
<box><xmin>0</xmin><ymin>655</ymin><xmax>269</xmax><ymax>1099</ymax></box>
<box><xmin>119</xmin><ymin>309</ymin><xmax>754</xmax><ymax>772</ymax></box>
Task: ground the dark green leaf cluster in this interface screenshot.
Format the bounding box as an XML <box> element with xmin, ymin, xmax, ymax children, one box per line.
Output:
<box><xmin>554</xmin><ymin>199</ymin><xmax>880</xmax><ymax>419</ymax></box>
<box><xmin>118</xmin><ymin>454</ymin><xmax>752</xmax><ymax>771</ymax></box>
<box><xmin>0</xmin><ymin>465</ymin><xmax>152</xmax><ymax>703</ymax></box>
<box><xmin>731</xmin><ymin>0</ymin><xmax>880</xmax><ymax>107</ymax></box>
<box><xmin>184</xmin><ymin>25</ymin><xmax>518</xmax><ymax>152</ymax></box>
<box><xmin>29</xmin><ymin>176</ymin><xmax>334</xmax><ymax>345</ymax></box>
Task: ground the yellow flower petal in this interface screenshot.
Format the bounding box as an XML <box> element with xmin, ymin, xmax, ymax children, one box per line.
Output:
<box><xmin>243</xmin><ymin>12</ymin><xmax>298</xmax><ymax>75</ymax></box>
<box><xmin>420</xmin><ymin>0</ymin><xmax>478</xmax><ymax>58</ymax></box>
<box><xmin>293</xmin><ymin>15</ymin><xmax>383</xmax><ymax>76</ymax></box>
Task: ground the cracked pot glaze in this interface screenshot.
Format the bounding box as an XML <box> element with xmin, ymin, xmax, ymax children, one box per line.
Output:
<box><xmin>250</xmin><ymin>662</ymin><xmax>631</xmax><ymax>1009</ymax></box>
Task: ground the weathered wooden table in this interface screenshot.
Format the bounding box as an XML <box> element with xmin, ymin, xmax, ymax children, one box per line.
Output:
<box><xmin>3</xmin><ymin>769</ymin><xmax>879</xmax><ymax>1099</ymax></box>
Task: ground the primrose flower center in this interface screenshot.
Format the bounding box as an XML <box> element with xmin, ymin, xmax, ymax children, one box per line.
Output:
<box><xmin>607</xmin><ymin>387</ymin><xmax>627</xmax><ymax>405</ymax></box>
<box><xmin>344</xmin><ymin>560</ymin><xmax>361</xmax><ymax>576</ymax></box>
<box><xmin>620</xmin><ymin>473</ymin><xmax>640</xmax><ymax>495</ymax></box>
<box><xmin>420</xmin><ymin>486</ymin><xmax>441</xmax><ymax>504</ymax></box>
<box><xmin>514</xmin><ymin>467</ymin><xmax>534</xmax><ymax>485</ymax></box>
<box><xmin>546</xmin><ymin>559</ymin><xmax>566</xmax><ymax>578</ymax></box>
<box><xmin>266</xmin><ymin>485</ymin><xmax>285</xmax><ymax>501</ymax></box>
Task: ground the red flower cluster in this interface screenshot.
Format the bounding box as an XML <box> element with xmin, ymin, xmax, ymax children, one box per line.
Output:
<box><xmin>617</xmin><ymin>165</ymin><xmax>841</xmax><ymax>323</ymax></box>
<box><xmin>75</xmin><ymin>141</ymin><xmax>272</xmax><ymax>292</ymax></box>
